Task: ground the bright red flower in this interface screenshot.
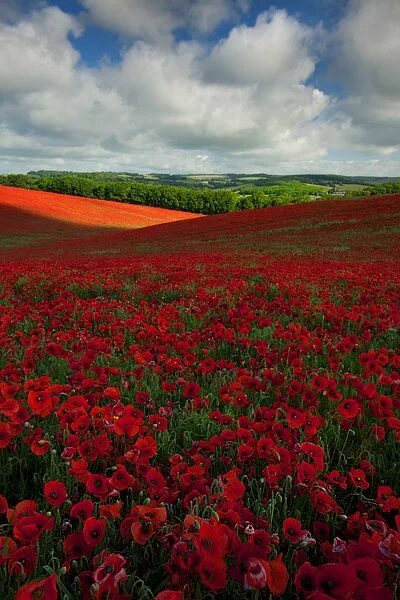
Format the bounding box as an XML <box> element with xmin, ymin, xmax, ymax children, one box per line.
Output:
<box><xmin>131</xmin><ymin>520</ymin><xmax>156</xmax><ymax>545</ymax></box>
<box><xmin>110</xmin><ymin>465</ymin><xmax>135</xmax><ymax>491</ymax></box>
<box><xmin>244</xmin><ymin>558</ymin><xmax>271</xmax><ymax>590</ymax></box>
<box><xmin>337</xmin><ymin>398</ymin><xmax>360</xmax><ymax>420</ymax></box>
<box><xmin>86</xmin><ymin>473</ymin><xmax>112</xmax><ymax>499</ymax></box>
<box><xmin>197</xmin><ymin>556</ymin><xmax>227</xmax><ymax>593</ymax></box>
<box><xmin>194</xmin><ymin>520</ymin><xmax>228</xmax><ymax>559</ymax></box>
<box><xmin>44</xmin><ymin>481</ymin><xmax>67</xmax><ymax>507</ymax></box>
<box><xmin>132</xmin><ymin>435</ymin><xmax>157</xmax><ymax>462</ymax></box>
<box><xmin>266</xmin><ymin>555</ymin><xmax>290</xmax><ymax>596</ymax></box>
<box><xmin>27</xmin><ymin>391</ymin><xmax>53</xmax><ymax>417</ymax></box>
<box><xmin>113</xmin><ymin>415</ymin><xmax>140</xmax><ymax>437</ymax></box>
<box><xmin>13</xmin><ymin>513</ymin><xmax>54</xmax><ymax>544</ymax></box>
<box><xmin>82</xmin><ymin>517</ymin><xmax>106</xmax><ymax>549</ymax></box>
<box><xmin>183</xmin><ymin>382</ymin><xmax>201</xmax><ymax>399</ymax></box>
<box><xmin>31</xmin><ymin>438</ymin><xmax>51</xmax><ymax>455</ymax></box>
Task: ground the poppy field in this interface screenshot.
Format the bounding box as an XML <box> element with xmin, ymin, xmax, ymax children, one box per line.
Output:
<box><xmin>1</xmin><ymin>191</ymin><xmax>400</xmax><ymax>599</ymax></box>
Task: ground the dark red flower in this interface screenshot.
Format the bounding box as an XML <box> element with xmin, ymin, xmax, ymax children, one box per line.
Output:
<box><xmin>70</xmin><ymin>499</ymin><xmax>94</xmax><ymax>521</ymax></box>
<box><xmin>8</xmin><ymin>545</ymin><xmax>37</xmax><ymax>577</ymax></box>
<box><xmin>15</xmin><ymin>573</ymin><xmax>58</xmax><ymax>600</ymax></box>
<box><xmin>64</xmin><ymin>533</ymin><xmax>91</xmax><ymax>560</ymax></box>
<box><xmin>283</xmin><ymin>518</ymin><xmax>308</xmax><ymax>544</ymax></box>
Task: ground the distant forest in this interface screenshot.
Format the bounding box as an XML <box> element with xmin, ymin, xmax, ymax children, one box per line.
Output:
<box><xmin>0</xmin><ymin>171</ymin><xmax>399</xmax><ymax>215</ymax></box>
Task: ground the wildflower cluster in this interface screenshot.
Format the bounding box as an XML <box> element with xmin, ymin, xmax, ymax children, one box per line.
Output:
<box><xmin>0</xmin><ymin>253</ymin><xmax>399</xmax><ymax>598</ymax></box>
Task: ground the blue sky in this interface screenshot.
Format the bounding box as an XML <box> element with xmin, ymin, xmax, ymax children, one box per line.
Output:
<box><xmin>0</xmin><ymin>0</ymin><xmax>399</xmax><ymax>175</ymax></box>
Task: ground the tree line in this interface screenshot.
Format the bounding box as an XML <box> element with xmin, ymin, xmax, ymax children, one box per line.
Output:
<box><xmin>0</xmin><ymin>174</ymin><xmax>323</xmax><ymax>214</ymax></box>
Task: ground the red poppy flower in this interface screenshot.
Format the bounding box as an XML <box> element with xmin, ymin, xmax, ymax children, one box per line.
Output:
<box><xmin>131</xmin><ymin>520</ymin><xmax>156</xmax><ymax>545</ymax></box>
<box><xmin>249</xmin><ymin>529</ymin><xmax>272</xmax><ymax>552</ymax></box>
<box><xmin>64</xmin><ymin>533</ymin><xmax>91</xmax><ymax>560</ymax></box>
<box><xmin>283</xmin><ymin>518</ymin><xmax>308</xmax><ymax>544</ymax></box>
<box><xmin>113</xmin><ymin>415</ymin><xmax>140</xmax><ymax>437</ymax></box>
<box><xmin>103</xmin><ymin>386</ymin><xmax>121</xmax><ymax>401</ymax></box>
<box><xmin>155</xmin><ymin>592</ymin><xmax>184</xmax><ymax>600</ymax></box>
<box><xmin>82</xmin><ymin>517</ymin><xmax>107</xmax><ymax>549</ymax></box>
<box><xmin>350</xmin><ymin>557</ymin><xmax>384</xmax><ymax>590</ymax></box>
<box><xmin>44</xmin><ymin>481</ymin><xmax>67</xmax><ymax>507</ymax></box>
<box><xmin>136</xmin><ymin>505</ymin><xmax>167</xmax><ymax>525</ymax></box>
<box><xmin>99</xmin><ymin>501</ymin><xmax>122</xmax><ymax>520</ymax></box>
<box><xmin>0</xmin><ymin>495</ymin><xmax>8</xmax><ymax>514</ymax></box>
<box><xmin>31</xmin><ymin>438</ymin><xmax>51</xmax><ymax>455</ymax></box>
<box><xmin>315</xmin><ymin>564</ymin><xmax>358</xmax><ymax>598</ymax></box>
<box><xmin>27</xmin><ymin>391</ymin><xmax>53</xmax><ymax>417</ymax></box>
<box><xmin>70</xmin><ymin>499</ymin><xmax>95</xmax><ymax>521</ymax></box>
<box><xmin>244</xmin><ymin>558</ymin><xmax>271</xmax><ymax>590</ymax></box>
<box><xmin>266</xmin><ymin>555</ymin><xmax>289</xmax><ymax>596</ymax></box>
<box><xmin>15</xmin><ymin>573</ymin><xmax>58</xmax><ymax>600</ymax></box>
<box><xmin>132</xmin><ymin>435</ymin><xmax>157</xmax><ymax>462</ymax></box>
<box><xmin>13</xmin><ymin>513</ymin><xmax>54</xmax><ymax>544</ymax></box>
<box><xmin>8</xmin><ymin>545</ymin><xmax>37</xmax><ymax>577</ymax></box>
<box><xmin>311</xmin><ymin>490</ymin><xmax>341</xmax><ymax>515</ymax></box>
<box><xmin>183</xmin><ymin>382</ymin><xmax>201</xmax><ymax>399</ymax></box>
<box><xmin>223</xmin><ymin>474</ymin><xmax>246</xmax><ymax>502</ymax></box>
<box><xmin>349</xmin><ymin>468</ymin><xmax>369</xmax><ymax>490</ymax></box>
<box><xmin>337</xmin><ymin>398</ymin><xmax>360</xmax><ymax>419</ymax></box>
<box><xmin>194</xmin><ymin>521</ymin><xmax>228</xmax><ymax>559</ymax></box>
<box><xmin>86</xmin><ymin>473</ymin><xmax>112</xmax><ymax>499</ymax></box>
<box><xmin>0</xmin><ymin>536</ymin><xmax>17</xmax><ymax>566</ymax></box>
<box><xmin>295</xmin><ymin>562</ymin><xmax>318</xmax><ymax>597</ymax></box>
<box><xmin>0</xmin><ymin>422</ymin><xmax>12</xmax><ymax>449</ymax></box>
<box><xmin>94</xmin><ymin>552</ymin><xmax>127</xmax><ymax>590</ymax></box>
<box><xmin>110</xmin><ymin>465</ymin><xmax>135</xmax><ymax>491</ymax></box>
<box><xmin>197</xmin><ymin>556</ymin><xmax>227</xmax><ymax>593</ymax></box>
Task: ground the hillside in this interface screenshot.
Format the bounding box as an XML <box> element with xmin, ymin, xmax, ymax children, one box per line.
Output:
<box><xmin>1</xmin><ymin>190</ymin><xmax>399</xmax><ymax>263</ymax></box>
<box><xmin>0</xmin><ymin>185</ymin><xmax>200</xmax><ymax>250</ymax></box>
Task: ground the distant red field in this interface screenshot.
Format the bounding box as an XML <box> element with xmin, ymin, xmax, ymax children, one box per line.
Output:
<box><xmin>1</xmin><ymin>189</ymin><xmax>399</xmax><ymax>262</ymax></box>
<box><xmin>0</xmin><ymin>185</ymin><xmax>200</xmax><ymax>252</ymax></box>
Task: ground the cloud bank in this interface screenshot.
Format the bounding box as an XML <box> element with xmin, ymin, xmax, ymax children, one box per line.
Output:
<box><xmin>0</xmin><ymin>0</ymin><xmax>399</xmax><ymax>174</ymax></box>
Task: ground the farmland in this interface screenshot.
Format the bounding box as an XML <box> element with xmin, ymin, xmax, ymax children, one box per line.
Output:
<box><xmin>0</xmin><ymin>186</ymin><xmax>200</xmax><ymax>252</ymax></box>
<box><xmin>0</xmin><ymin>188</ymin><xmax>400</xmax><ymax>599</ymax></box>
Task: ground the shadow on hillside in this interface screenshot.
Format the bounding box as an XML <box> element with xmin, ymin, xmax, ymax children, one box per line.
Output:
<box><xmin>0</xmin><ymin>204</ymin><xmax>126</xmax><ymax>252</ymax></box>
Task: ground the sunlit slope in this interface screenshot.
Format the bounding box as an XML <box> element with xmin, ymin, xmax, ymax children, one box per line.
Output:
<box><xmin>0</xmin><ymin>185</ymin><xmax>201</xmax><ymax>243</ymax></box>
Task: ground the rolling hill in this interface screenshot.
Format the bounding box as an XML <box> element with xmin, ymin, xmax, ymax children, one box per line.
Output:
<box><xmin>0</xmin><ymin>185</ymin><xmax>200</xmax><ymax>251</ymax></box>
<box><xmin>1</xmin><ymin>186</ymin><xmax>399</xmax><ymax>263</ymax></box>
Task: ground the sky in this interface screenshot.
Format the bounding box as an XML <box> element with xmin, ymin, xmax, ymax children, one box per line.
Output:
<box><xmin>0</xmin><ymin>0</ymin><xmax>399</xmax><ymax>175</ymax></box>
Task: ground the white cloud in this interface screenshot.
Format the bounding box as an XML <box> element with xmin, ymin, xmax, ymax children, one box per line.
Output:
<box><xmin>0</xmin><ymin>6</ymin><xmax>334</xmax><ymax>173</ymax></box>
<box><xmin>0</xmin><ymin>7</ymin><xmax>81</xmax><ymax>94</ymax></box>
<box><xmin>204</xmin><ymin>10</ymin><xmax>315</xmax><ymax>86</ymax></box>
<box><xmin>0</xmin><ymin>1</ymin><xmax>399</xmax><ymax>176</ymax></box>
<box><xmin>334</xmin><ymin>0</ymin><xmax>400</xmax><ymax>153</ymax></box>
<box><xmin>79</xmin><ymin>0</ymin><xmax>247</xmax><ymax>42</ymax></box>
